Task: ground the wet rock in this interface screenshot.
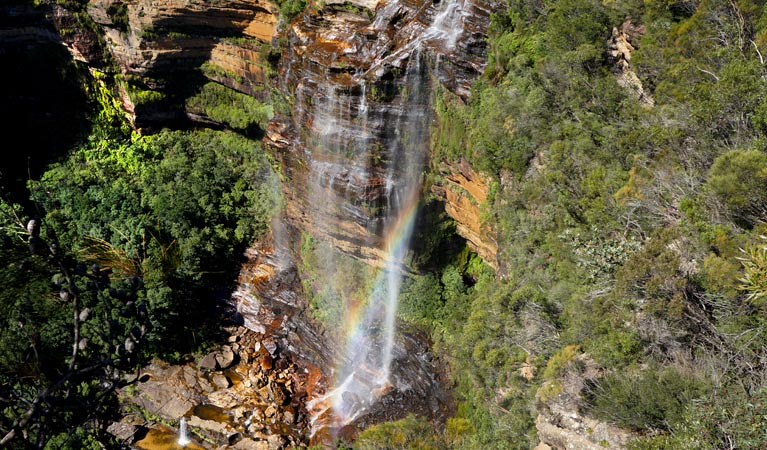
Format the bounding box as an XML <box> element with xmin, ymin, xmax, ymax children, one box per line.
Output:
<box><xmin>264</xmin><ymin>404</ymin><xmax>277</xmax><ymax>418</ymax></box>
<box><xmin>259</xmin><ymin>353</ymin><xmax>274</xmax><ymax>371</ymax></box>
<box><xmin>264</xmin><ymin>0</ymin><xmax>494</xmax><ymax>270</ymax></box>
<box><xmin>228</xmin><ymin>431</ymin><xmax>242</xmax><ymax>444</ymax></box>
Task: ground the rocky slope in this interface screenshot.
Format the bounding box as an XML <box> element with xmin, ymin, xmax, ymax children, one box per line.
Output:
<box><xmin>114</xmin><ymin>326</ymin><xmax>313</xmax><ymax>449</ymax></box>
<box><xmin>534</xmin><ymin>354</ymin><xmax>637</xmax><ymax>450</ymax></box>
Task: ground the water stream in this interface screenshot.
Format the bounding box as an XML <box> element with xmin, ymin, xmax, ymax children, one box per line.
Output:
<box><xmin>177</xmin><ymin>417</ymin><xmax>190</xmax><ymax>447</ymax></box>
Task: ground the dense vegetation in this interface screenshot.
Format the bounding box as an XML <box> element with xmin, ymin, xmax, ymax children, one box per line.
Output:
<box><xmin>0</xmin><ymin>60</ymin><xmax>278</xmax><ymax>446</ymax></box>
<box><xmin>364</xmin><ymin>0</ymin><xmax>767</xmax><ymax>448</ymax></box>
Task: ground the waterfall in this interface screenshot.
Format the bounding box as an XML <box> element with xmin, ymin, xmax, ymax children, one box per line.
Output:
<box><xmin>429</xmin><ymin>0</ymin><xmax>466</xmax><ymax>50</ymax></box>
<box><xmin>306</xmin><ymin>51</ymin><xmax>432</xmax><ymax>434</ymax></box>
<box><xmin>295</xmin><ymin>0</ymin><xmax>464</xmax><ymax>436</ymax></box>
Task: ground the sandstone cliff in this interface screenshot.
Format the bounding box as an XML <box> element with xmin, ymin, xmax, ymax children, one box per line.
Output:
<box><xmin>86</xmin><ymin>0</ymin><xmax>278</xmax><ymax>127</ymax></box>
<box><xmin>431</xmin><ymin>158</ymin><xmax>499</xmax><ymax>270</ymax></box>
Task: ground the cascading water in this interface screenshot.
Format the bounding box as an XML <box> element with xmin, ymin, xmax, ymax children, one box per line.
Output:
<box><xmin>306</xmin><ymin>51</ymin><xmax>430</xmax><ymax>434</ymax></box>
<box><xmin>302</xmin><ymin>0</ymin><xmax>466</xmax><ymax>435</ymax></box>
<box><xmin>177</xmin><ymin>417</ymin><xmax>190</xmax><ymax>447</ymax></box>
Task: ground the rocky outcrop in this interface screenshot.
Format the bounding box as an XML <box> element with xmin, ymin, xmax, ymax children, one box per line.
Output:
<box><xmin>608</xmin><ymin>20</ymin><xmax>653</xmax><ymax>108</ymax></box>
<box><xmin>118</xmin><ymin>326</ymin><xmax>311</xmax><ymax>449</ymax></box>
<box><xmin>432</xmin><ymin>158</ymin><xmax>499</xmax><ymax>269</ymax></box>
<box><xmin>265</xmin><ymin>0</ymin><xmax>493</xmax><ymax>268</ymax></box>
<box><xmin>85</xmin><ymin>0</ymin><xmax>278</xmax><ymax>127</ymax></box>
<box><xmin>535</xmin><ymin>354</ymin><xmax>637</xmax><ymax>450</ymax></box>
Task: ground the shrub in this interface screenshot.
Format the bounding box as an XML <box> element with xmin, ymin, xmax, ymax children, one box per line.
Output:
<box><xmin>707</xmin><ymin>149</ymin><xmax>767</xmax><ymax>228</ymax></box>
<box><xmin>186</xmin><ymin>82</ymin><xmax>273</xmax><ymax>132</ymax></box>
<box><xmin>354</xmin><ymin>415</ymin><xmax>442</xmax><ymax>450</ymax></box>
<box><xmin>587</xmin><ymin>367</ymin><xmax>708</xmax><ymax>431</ymax></box>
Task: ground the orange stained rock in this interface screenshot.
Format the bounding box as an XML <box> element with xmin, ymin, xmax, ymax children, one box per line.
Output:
<box><xmin>243</xmin><ymin>12</ymin><xmax>277</xmax><ymax>41</ymax></box>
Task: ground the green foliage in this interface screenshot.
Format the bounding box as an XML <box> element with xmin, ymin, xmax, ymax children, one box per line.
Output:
<box><xmin>587</xmin><ymin>367</ymin><xmax>708</xmax><ymax>432</ymax></box>
<box><xmin>616</xmin><ymin>227</ymin><xmax>689</xmax><ymax>319</ymax></box>
<box><xmin>0</xmin><ymin>199</ymin><xmax>148</xmax><ymax>448</ymax></box>
<box><xmin>541</xmin><ymin>0</ymin><xmax>609</xmax><ymax>52</ymax></box>
<box><xmin>31</xmin><ymin>129</ymin><xmax>278</xmax><ymax>357</ymax></box>
<box><xmin>738</xmin><ymin>235</ymin><xmax>767</xmax><ymax>305</ymax></box>
<box><xmin>354</xmin><ymin>415</ymin><xmax>443</xmax><ymax>450</ymax></box>
<box><xmin>186</xmin><ymin>82</ymin><xmax>273</xmax><ymax>132</ymax></box>
<box><xmin>106</xmin><ymin>2</ymin><xmax>129</xmax><ymax>32</ymax></box>
<box><xmin>628</xmin><ymin>384</ymin><xmax>767</xmax><ymax>450</ymax></box>
<box><xmin>275</xmin><ymin>0</ymin><xmax>307</xmax><ymax>21</ymax></box>
<box><xmin>707</xmin><ymin>149</ymin><xmax>767</xmax><ymax>227</ymax></box>
<box><xmin>431</xmin><ymin>87</ymin><xmax>468</xmax><ymax>163</ymax></box>
<box><xmin>398</xmin><ymin>273</ymin><xmax>443</xmax><ymax>326</ymax></box>
<box><xmin>542</xmin><ymin>345</ymin><xmax>579</xmax><ymax>380</ymax></box>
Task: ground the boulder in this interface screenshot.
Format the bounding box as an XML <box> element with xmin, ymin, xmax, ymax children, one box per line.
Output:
<box><xmin>267</xmin><ymin>434</ymin><xmax>286</xmax><ymax>450</ymax></box>
<box><xmin>232</xmin><ymin>438</ymin><xmax>269</xmax><ymax>450</ymax></box>
<box><xmin>199</xmin><ymin>352</ymin><xmax>218</xmax><ymax>370</ymax></box>
<box><xmin>212</xmin><ymin>373</ymin><xmax>231</xmax><ymax>389</ymax></box>
<box><xmin>216</xmin><ymin>346</ymin><xmax>237</xmax><ymax>369</ymax></box>
<box><xmin>188</xmin><ymin>415</ymin><xmax>232</xmax><ymax>435</ymax></box>
<box><xmin>106</xmin><ymin>421</ymin><xmax>137</xmax><ymax>442</ymax></box>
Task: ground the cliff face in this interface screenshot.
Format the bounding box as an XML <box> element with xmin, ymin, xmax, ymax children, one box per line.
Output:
<box><xmin>86</xmin><ymin>0</ymin><xmax>278</xmax><ymax>127</ymax></box>
<box><xmin>431</xmin><ymin>158</ymin><xmax>499</xmax><ymax>269</ymax></box>
<box><xmin>265</xmin><ymin>0</ymin><xmax>492</xmax><ymax>267</ymax></box>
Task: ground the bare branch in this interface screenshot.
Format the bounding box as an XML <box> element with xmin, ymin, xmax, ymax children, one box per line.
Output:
<box><xmin>752</xmin><ymin>40</ymin><xmax>765</xmax><ymax>65</ymax></box>
<box><xmin>697</xmin><ymin>67</ymin><xmax>720</xmax><ymax>82</ymax></box>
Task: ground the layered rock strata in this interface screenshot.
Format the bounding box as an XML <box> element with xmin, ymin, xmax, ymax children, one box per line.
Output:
<box><xmin>265</xmin><ymin>0</ymin><xmax>493</xmax><ymax>267</ymax></box>
<box><xmin>431</xmin><ymin>158</ymin><xmax>499</xmax><ymax>269</ymax></box>
<box><xmin>86</xmin><ymin>0</ymin><xmax>278</xmax><ymax>127</ymax></box>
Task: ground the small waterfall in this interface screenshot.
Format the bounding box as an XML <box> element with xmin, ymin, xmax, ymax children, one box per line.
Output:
<box><xmin>177</xmin><ymin>417</ymin><xmax>190</xmax><ymax>447</ymax></box>
<box><xmin>429</xmin><ymin>0</ymin><xmax>465</xmax><ymax>50</ymax></box>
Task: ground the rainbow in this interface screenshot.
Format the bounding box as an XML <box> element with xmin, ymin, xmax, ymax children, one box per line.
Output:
<box><xmin>339</xmin><ymin>186</ymin><xmax>421</xmax><ymax>370</ymax></box>
<box><xmin>308</xmin><ymin>183</ymin><xmax>423</xmax><ymax>433</ymax></box>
